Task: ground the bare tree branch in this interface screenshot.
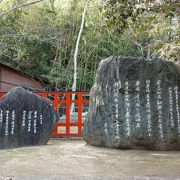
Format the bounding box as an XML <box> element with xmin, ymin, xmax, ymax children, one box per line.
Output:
<box><xmin>0</xmin><ymin>0</ymin><xmax>45</xmax><ymax>17</ymax></box>
<box><xmin>128</xmin><ymin>23</ymin><xmax>144</xmax><ymax>58</ymax></box>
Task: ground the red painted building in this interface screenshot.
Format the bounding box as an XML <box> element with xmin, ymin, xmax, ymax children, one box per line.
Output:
<box><xmin>0</xmin><ymin>62</ymin><xmax>45</xmax><ymax>92</ymax></box>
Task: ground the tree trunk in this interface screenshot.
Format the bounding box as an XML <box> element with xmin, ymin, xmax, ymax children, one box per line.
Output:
<box><xmin>71</xmin><ymin>0</ymin><xmax>90</xmax><ymax>113</ymax></box>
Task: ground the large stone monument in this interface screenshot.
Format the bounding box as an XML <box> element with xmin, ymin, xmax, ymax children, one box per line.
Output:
<box><xmin>0</xmin><ymin>87</ymin><xmax>57</xmax><ymax>150</ymax></box>
<box><xmin>83</xmin><ymin>57</ymin><xmax>180</xmax><ymax>150</ymax></box>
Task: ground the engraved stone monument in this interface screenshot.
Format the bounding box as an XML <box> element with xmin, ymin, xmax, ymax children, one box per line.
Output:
<box><xmin>83</xmin><ymin>57</ymin><xmax>180</xmax><ymax>150</ymax></box>
<box><xmin>0</xmin><ymin>87</ymin><xmax>57</xmax><ymax>150</ymax></box>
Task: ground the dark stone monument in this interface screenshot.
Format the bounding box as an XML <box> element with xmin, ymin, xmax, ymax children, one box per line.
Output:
<box><xmin>83</xmin><ymin>57</ymin><xmax>180</xmax><ymax>150</ymax></box>
<box><xmin>0</xmin><ymin>87</ymin><xmax>57</xmax><ymax>150</ymax></box>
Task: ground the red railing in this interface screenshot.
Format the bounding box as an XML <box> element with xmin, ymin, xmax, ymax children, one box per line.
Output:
<box><xmin>0</xmin><ymin>91</ymin><xmax>90</xmax><ymax>137</ymax></box>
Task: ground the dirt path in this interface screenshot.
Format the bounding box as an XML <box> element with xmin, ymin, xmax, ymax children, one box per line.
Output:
<box><xmin>0</xmin><ymin>139</ymin><xmax>180</xmax><ymax>180</ymax></box>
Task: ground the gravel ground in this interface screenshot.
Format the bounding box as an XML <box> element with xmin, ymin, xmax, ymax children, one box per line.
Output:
<box><xmin>0</xmin><ymin>139</ymin><xmax>180</xmax><ymax>180</ymax></box>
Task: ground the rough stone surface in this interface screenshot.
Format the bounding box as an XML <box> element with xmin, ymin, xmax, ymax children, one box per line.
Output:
<box><xmin>83</xmin><ymin>57</ymin><xmax>180</xmax><ymax>150</ymax></box>
<box><xmin>0</xmin><ymin>87</ymin><xmax>57</xmax><ymax>150</ymax></box>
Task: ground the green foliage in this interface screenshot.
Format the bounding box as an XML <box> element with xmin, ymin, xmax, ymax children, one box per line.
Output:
<box><xmin>103</xmin><ymin>0</ymin><xmax>180</xmax><ymax>31</ymax></box>
<box><xmin>103</xmin><ymin>0</ymin><xmax>180</xmax><ymax>62</ymax></box>
<box><xmin>0</xmin><ymin>0</ymin><xmax>178</xmax><ymax>91</ymax></box>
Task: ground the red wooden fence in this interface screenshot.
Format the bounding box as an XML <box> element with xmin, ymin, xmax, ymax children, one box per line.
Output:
<box><xmin>0</xmin><ymin>91</ymin><xmax>90</xmax><ymax>137</ymax></box>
